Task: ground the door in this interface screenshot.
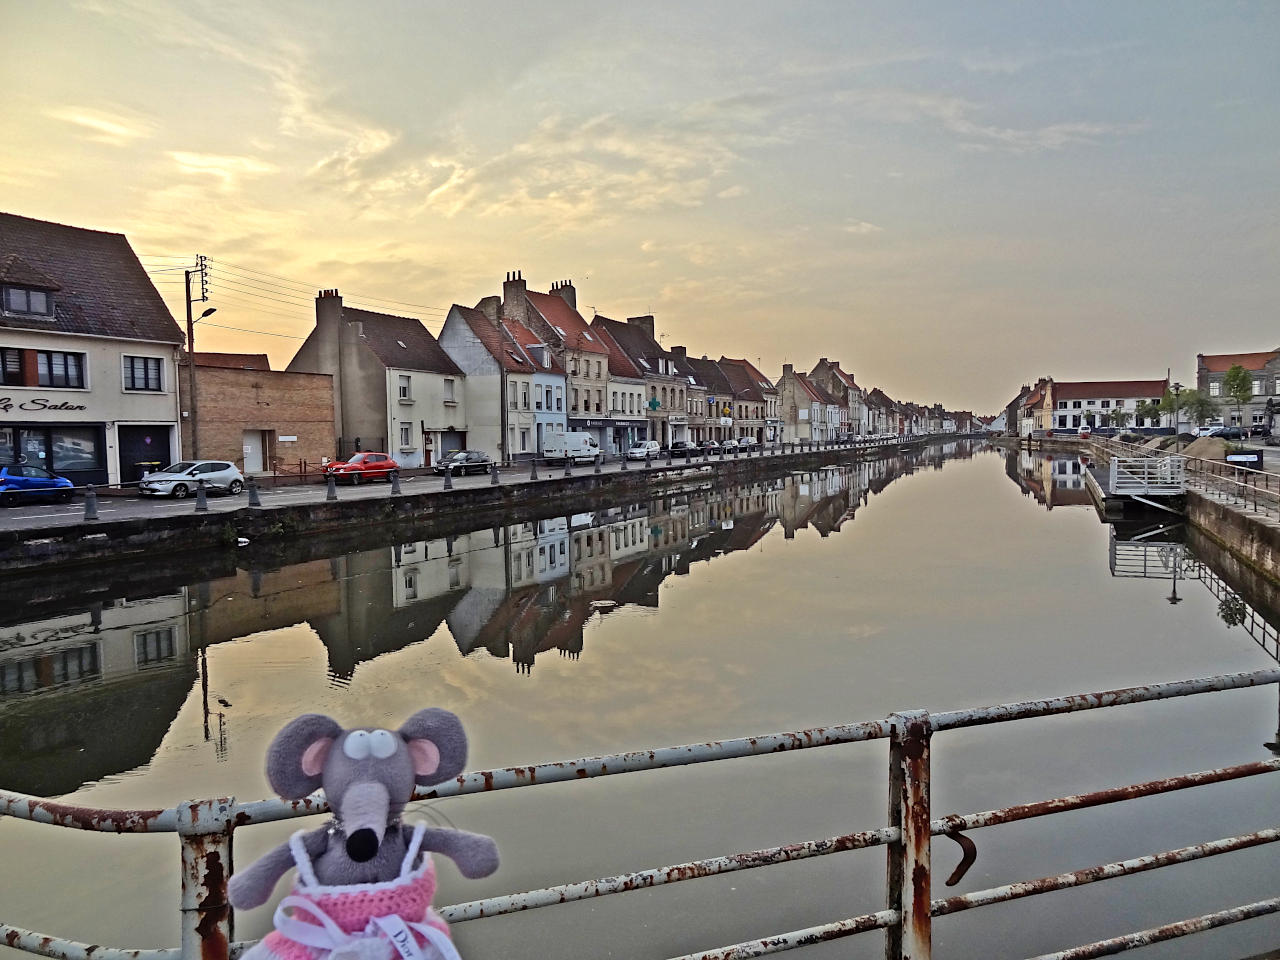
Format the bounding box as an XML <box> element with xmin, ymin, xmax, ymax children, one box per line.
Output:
<box><xmin>242</xmin><ymin>430</ymin><xmax>264</xmax><ymax>473</ymax></box>
<box><xmin>118</xmin><ymin>425</ymin><xmax>173</xmax><ymax>483</ymax></box>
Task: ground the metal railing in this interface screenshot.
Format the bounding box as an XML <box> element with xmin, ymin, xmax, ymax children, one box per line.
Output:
<box><xmin>1108</xmin><ymin>455</ymin><xmax>1186</xmax><ymax>495</ymax></box>
<box><xmin>2</xmin><ymin>668</ymin><xmax>1278</xmax><ymax>960</ymax></box>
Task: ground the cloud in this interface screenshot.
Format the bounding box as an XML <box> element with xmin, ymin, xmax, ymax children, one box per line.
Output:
<box><xmin>843</xmin><ymin>219</ymin><xmax>884</xmax><ymax>235</ymax></box>
<box><xmin>837</xmin><ymin>88</ymin><xmax>1143</xmax><ymax>153</ymax></box>
<box><xmin>47</xmin><ymin>107</ymin><xmax>153</xmax><ymax>145</ymax></box>
<box><xmin>169</xmin><ymin>152</ymin><xmax>277</xmax><ymax>184</ymax></box>
<box><xmin>716</xmin><ymin>185</ymin><xmax>748</xmax><ymax>199</ymax></box>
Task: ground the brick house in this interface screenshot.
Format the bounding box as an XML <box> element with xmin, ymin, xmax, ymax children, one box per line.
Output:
<box><xmin>1197</xmin><ymin>350</ymin><xmax>1280</xmax><ymax>431</ymax></box>
<box><xmin>180</xmin><ymin>353</ymin><xmax>334</xmax><ymax>474</ymax></box>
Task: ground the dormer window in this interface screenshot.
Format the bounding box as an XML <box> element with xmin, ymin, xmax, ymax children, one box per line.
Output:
<box><xmin>3</xmin><ymin>287</ymin><xmax>54</xmax><ymax>317</ymax></box>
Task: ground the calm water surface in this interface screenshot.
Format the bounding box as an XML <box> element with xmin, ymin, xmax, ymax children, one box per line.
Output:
<box><xmin>2</xmin><ymin>443</ymin><xmax>1277</xmax><ymax>959</ymax></box>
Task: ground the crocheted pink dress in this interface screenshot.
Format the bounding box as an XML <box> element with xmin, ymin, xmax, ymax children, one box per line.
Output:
<box><xmin>245</xmin><ymin>823</ymin><xmax>457</xmax><ymax>960</ymax></box>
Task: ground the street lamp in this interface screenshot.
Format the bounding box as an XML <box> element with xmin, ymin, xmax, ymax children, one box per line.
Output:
<box><xmin>186</xmin><ymin>303</ymin><xmax>216</xmax><ymax>458</ymax></box>
<box><xmin>1170</xmin><ymin>382</ymin><xmax>1183</xmax><ymax>453</ymax></box>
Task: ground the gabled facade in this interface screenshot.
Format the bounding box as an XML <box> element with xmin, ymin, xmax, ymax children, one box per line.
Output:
<box><xmin>718</xmin><ymin>357</ymin><xmax>779</xmax><ymax>443</ymax></box>
<box><xmin>808</xmin><ymin>358</ymin><xmax>865</xmax><ymax>435</ymax></box>
<box><xmin>0</xmin><ymin>212</ymin><xmax>186</xmax><ymax>486</ymax></box>
<box><xmin>438</xmin><ymin>301</ymin><xmax>567</xmax><ymax>462</ymax></box>
<box><xmin>1046</xmin><ymin>379</ymin><xmax>1168</xmax><ymax>431</ymax></box>
<box><xmin>587</xmin><ymin>320</ymin><xmax>648</xmax><ymax>453</ymax></box>
<box><xmin>1197</xmin><ymin>350</ymin><xmax>1280</xmax><ymax>431</ymax></box>
<box><xmin>591</xmin><ymin>314</ymin><xmax>690</xmax><ymax>446</ymax></box>
<box><xmin>288</xmin><ymin>290</ymin><xmax>466</xmax><ymax>465</ymax></box>
<box><xmin>686</xmin><ymin>356</ymin><xmax>737</xmax><ymax>443</ymax></box>
<box><xmin>668</xmin><ymin>346</ymin><xmax>708</xmax><ymax>445</ymax></box>
<box><xmin>778</xmin><ymin>365</ymin><xmax>840</xmax><ymax>442</ymax></box>
<box><xmin>499</xmin><ymin>273</ymin><xmax>613</xmax><ymax>450</ymax></box>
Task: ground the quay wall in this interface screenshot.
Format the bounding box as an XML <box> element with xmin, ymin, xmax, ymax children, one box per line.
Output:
<box><xmin>1185</xmin><ymin>489</ymin><xmax>1280</xmax><ymax>584</ymax></box>
<box><xmin>0</xmin><ymin>442</ymin><xmax>937</xmax><ymax>573</ymax></box>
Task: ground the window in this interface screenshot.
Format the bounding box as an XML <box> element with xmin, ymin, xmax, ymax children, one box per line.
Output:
<box><xmin>544</xmin><ymin>387</ymin><xmax>552</xmax><ymax>409</ymax></box>
<box><xmin>1252</xmin><ymin>379</ymin><xmax>1262</xmax><ymax>396</ymax></box>
<box><xmin>595</xmin><ymin>390</ymin><xmax>602</xmax><ymax>412</ymax></box>
<box><xmin>135</xmin><ymin>628</ymin><xmax>176</xmax><ymax>666</ymax></box>
<box><xmin>1071</xmin><ymin>400</ymin><xmax>1082</xmax><ymax>409</ymax></box>
<box><xmin>3</xmin><ymin>287</ymin><xmax>53</xmax><ymax>317</ymax></box>
<box><xmin>1</xmin><ymin>347</ymin><xmax>22</xmax><ymax>386</ymax></box>
<box><xmin>509</xmin><ymin>379</ymin><xmax>518</xmax><ymax>409</ymax></box>
<box><xmin>1085</xmin><ymin>399</ymin><xmax>1095</xmax><ymax>406</ymax></box>
<box><xmin>1275</xmin><ymin>378</ymin><xmax>1280</xmax><ymax>394</ymax></box>
<box><xmin>555</xmin><ymin>387</ymin><xmax>563</xmax><ymax>411</ymax></box>
<box><xmin>1058</xmin><ymin>416</ymin><xmax>1068</xmax><ymax>428</ymax></box>
<box><xmin>123</xmin><ymin>355</ymin><xmax>163</xmax><ymax>391</ymax></box>
<box><xmin>520</xmin><ymin>429</ymin><xmax>528</xmax><ymax>452</ymax></box>
<box><xmin>398</xmin><ymin>375</ymin><xmax>411</xmax><ymax>400</ymax></box>
<box><xmin>572</xmin><ymin>388</ymin><xmax>579</xmax><ymax>412</ymax></box>
<box><xmin>612</xmin><ymin>391</ymin><xmax>618</xmax><ymax>411</ymax></box>
<box><xmin>1101</xmin><ymin>400</ymin><xmax>1111</xmax><ymax>408</ymax></box>
<box><xmin>1209</xmin><ymin>381</ymin><xmax>1220</xmax><ymax>397</ymax></box>
<box><xmin>37</xmin><ymin>350</ymin><xmax>85</xmax><ymax>388</ymax></box>
<box><xmin>595</xmin><ymin>361</ymin><xmax>601</xmax><ymax>379</ymax></box>
<box><xmin>444</xmin><ymin>378</ymin><xmax>455</xmax><ymax>401</ymax></box>
<box><xmin>399</xmin><ymin>422</ymin><xmax>412</xmax><ymax>448</ymax></box>
<box><xmin>521</xmin><ymin>383</ymin><xmax>529</xmax><ymax>409</ymax></box>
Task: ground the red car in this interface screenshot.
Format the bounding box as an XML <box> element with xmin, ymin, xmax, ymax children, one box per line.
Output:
<box><xmin>325</xmin><ymin>452</ymin><xmax>399</xmax><ymax>483</ymax></box>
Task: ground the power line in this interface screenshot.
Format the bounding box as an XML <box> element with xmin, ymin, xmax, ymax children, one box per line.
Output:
<box><xmin>208</xmin><ymin>269</ymin><xmax>315</xmax><ymax>301</ymax></box>
<box><xmin>204</xmin><ymin>291</ymin><xmax>311</xmax><ymax>322</ymax></box>
<box><xmin>207</xmin><ymin>257</ymin><xmax>451</xmax><ymax>314</ymax></box>
<box><xmin>208</xmin><ymin>280</ymin><xmax>313</xmax><ymax>309</ymax></box>
<box><xmin>198</xmin><ymin>320</ymin><xmax>306</xmax><ymax>339</ymax></box>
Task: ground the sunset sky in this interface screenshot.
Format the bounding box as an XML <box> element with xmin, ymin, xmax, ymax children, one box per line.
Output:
<box><xmin>4</xmin><ymin>1</ymin><xmax>1277</xmax><ymax>412</ymax></box>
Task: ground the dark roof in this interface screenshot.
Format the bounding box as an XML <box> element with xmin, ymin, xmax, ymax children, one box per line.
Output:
<box><xmin>686</xmin><ymin>357</ymin><xmax>736</xmax><ymax>397</ymax></box>
<box><xmin>717</xmin><ymin>358</ymin><xmax>765</xmax><ymax>402</ymax></box>
<box><xmin>588</xmin><ymin>318</ymin><xmax>645</xmax><ymax>379</ymax></box>
<box><xmin>796</xmin><ymin>372</ymin><xmax>840</xmax><ymax>405</ymax></box>
<box><xmin>350</xmin><ymin>307</ymin><xmax>463</xmax><ymax>375</ymax></box>
<box><xmin>452</xmin><ymin>304</ymin><xmax>532</xmax><ymax>374</ymax></box>
<box><xmin>526</xmin><ymin>290</ymin><xmax>609</xmax><ymax>354</ymax></box>
<box><xmin>505</xmin><ymin>317</ymin><xmax>567</xmax><ymax>376</ymax></box>
<box><xmin>195</xmin><ymin>352</ymin><xmax>271</xmax><ymax>370</ymax></box>
<box><xmin>591</xmin><ymin>315</ymin><xmax>672</xmax><ymax>377</ymax></box>
<box><xmin>721</xmin><ymin>357</ymin><xmax>775</xmax><ymax>392</ymax></box>
<box><xmin>0</xmin><ymin>212</ymin><xmax>183</xmax><ymax>343</ymax></box>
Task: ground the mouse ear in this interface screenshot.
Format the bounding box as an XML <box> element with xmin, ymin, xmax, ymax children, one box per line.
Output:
<box><xmin>267</xmin><ymin>714</ymin><xmax>343</xmax><ymax>798</ymax></box>
<box><xmin>398</xmin><ymin>708</ymin><xmax>467</xmax><ymax>785</ymax></box>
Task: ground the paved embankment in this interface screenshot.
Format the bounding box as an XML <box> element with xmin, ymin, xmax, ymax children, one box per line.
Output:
<box><xmin>0</xmin><ymin>440</ymin><xmax>932</xmax><ymax>572</ymax></box>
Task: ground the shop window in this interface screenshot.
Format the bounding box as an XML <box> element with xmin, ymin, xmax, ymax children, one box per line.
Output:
<box><xmin>52</xmin><ymin>427</ymin><xmax>102</xmax><ymax>471</ymax></box>
<box><xmin>37</xmin><ymin>350</ymin><xmax>85</xmax><ymax>388</ymax></box>
<box><xmin>123</xmin><ymin>355</ymin><xmax>163</xmax><ymax>391</ymax></box>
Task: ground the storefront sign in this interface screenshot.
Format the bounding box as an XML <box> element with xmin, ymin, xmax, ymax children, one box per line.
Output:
<box><xmin>577</xmin><ymin>419</ymin><xmax>612</xmax><ymax>428</ymax></box>
<box><xmin>0</xmin><ymin>397</ymin><xmax>89</xmax><ymax>413</ymax></box>
<box><xmin>719</xmin><ymin>416</ymin><xmax>733</xmax><ymax>425</ymax></box>
<box><xmin>668</xmin><ymin>415</ymin><xmax>687</xmax><ymax>425</ymax></box>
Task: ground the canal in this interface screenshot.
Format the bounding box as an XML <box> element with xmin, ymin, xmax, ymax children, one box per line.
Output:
<box><xmin>1</xmin><ymin>442</ymin><xmax>1277</xmax><ymax>959</ymax></box>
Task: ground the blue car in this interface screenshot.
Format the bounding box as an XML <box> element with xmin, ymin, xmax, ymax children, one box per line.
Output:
<box><xmin>0</xmin><ymin>463</ymin><xmax>75</xmax><ymax>507</ymax></box>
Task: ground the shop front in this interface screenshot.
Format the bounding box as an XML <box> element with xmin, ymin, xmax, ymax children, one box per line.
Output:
<box><xmin>606</xmin><ymin>416</ymin><xmax>646</xmax><ymax>455</ymax></box>
<box><xmin>569</xmin><ymin>417</ymin><xmax>611</xmax><ymax>452</ymax></box>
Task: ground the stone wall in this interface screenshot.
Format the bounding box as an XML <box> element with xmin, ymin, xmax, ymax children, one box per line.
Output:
<box><xmin>1186</xmin><ymin>489</ymin><xmax>1280</xmax><ymax>583</ymax></box>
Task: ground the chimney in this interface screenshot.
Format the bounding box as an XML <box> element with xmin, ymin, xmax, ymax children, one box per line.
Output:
<box><xmin>551</xmin><ymin>279</ymin><xmax>576</xmax><ymax>309</ymax></box>
<box><xmin>315</xmin><ymin>288</ymin><xmax>343</xmax><ymax>331</ymax></box>
<box><xmin>627</xmin><ymin>314</ymin><xmax>655</xmax><ymax>340</ymax></box>
<box><xmin>476</xmin><ymin>295</ymin><xmax>500</xmax><ymax>324</ymax></box>
<box><xmin>501</xmin><ymin>270</ymin><xmax>528</xmax><ymax>325</ymax></box>
<box><xmin>669</xmin><ymin>345</ymin><xmax>686</xmax><ymax>360</ymax></box>
<box><xmin>782</xmin><ymin>363</ymin><xmax>794</xmax><ymax>378</ymax></box>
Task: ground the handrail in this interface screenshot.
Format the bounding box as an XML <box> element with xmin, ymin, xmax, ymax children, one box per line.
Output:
<box><xmin>2</xmin><ymin>667</ymin><xmax>1277</xmax><ymax>960</ymax></box>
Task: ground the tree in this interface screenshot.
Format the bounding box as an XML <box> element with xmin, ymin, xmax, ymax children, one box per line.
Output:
<box><xmin>1133</xmin><ymin>400</ymin><xmax>1161</xmax><ymax>428</ymax></box>
<box><xmin>1181</xmin><ymin>389</ymin><xmax>1220</xmax><ymax>428</ymax></box>
<box><xmin>1106</xmin><ymin>407</ymin><xmax>1133</xmax><ymax>429</ymax></box>
<box><xmin>1222</xmin><ymin>364</ymin><xmax>1253</xmax><ymax>429</ymax></box>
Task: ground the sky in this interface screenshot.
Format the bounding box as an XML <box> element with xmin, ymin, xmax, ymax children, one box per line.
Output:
<box><xmin>3</xmin><ymin>1</ymin><xmax>1277</xmax><ymax>412</ymax></box>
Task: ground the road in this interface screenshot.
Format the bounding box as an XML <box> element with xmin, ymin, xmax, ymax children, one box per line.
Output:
<box><xmin>0</xmin><ymin>446</ymin><xmax>838</xmax><ymax>533</ymax></box>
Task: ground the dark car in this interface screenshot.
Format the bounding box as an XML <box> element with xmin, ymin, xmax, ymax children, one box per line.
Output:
<box><xmin>325</xmin><ymin>452</ymin><xmax>399</xmax><ymax>483</ymax></box>
<box><xmin>433</xmin><ymin>450</ymin><xmax>493</xmax><ymax>475</ymax></box>
<box><xmin>0</xmin><ymin>463</ymin><xmax>74</xmax><ymax>507</ymax></box>
<box><xmin>1210</xmin><ymin>426</ymin><xmax>1245</xmax><ymax>440</ymax></box>
<box><xmin>666</xmin><ymin>440</ymin><xmax>697</xmax><ymax>455</ymax></box>
<box><xmin>696</xmin><ymin>440</ymin><xmax>720</xmax><ymax>453</ymax></box>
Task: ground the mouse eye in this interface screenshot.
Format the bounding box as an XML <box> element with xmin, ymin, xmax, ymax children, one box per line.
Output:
<box><xmin>343</xmin><ymin>730</ymin><xmax>371</xmax><ymax>760</ymax></box>
<box><xmin>369</xmin><ymin>730</ymin><xmax>397</xmax><ymax>759</ymax></box>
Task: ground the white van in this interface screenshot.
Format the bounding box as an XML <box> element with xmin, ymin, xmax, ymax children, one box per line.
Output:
<box><xmin>542</xmin><ymin>432</ymin><xmax>600</xmax><ymax>464</ymax></box>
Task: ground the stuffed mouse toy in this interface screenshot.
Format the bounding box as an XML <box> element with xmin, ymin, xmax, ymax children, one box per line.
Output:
<box><xmin>229</xmin><ymin>708</ymin><xmax>499</xmax><ymax>960</ymax></box>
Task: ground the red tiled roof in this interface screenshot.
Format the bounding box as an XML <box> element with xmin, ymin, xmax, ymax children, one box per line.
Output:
<box><xmin>195</xmin><ymin>352</ymin><xmax>271</xmax><ymax>370</ymax></box>
<box><xmin>1052</xmin><ymin>379</ymin><xmax>1166</xmax><ymax>400</ymax></box>
<box><xmin>588</xmin><ymin>319</ymin><xmax>645</xmax><ymax>379</ymax></box>
<box><xmin>720</xmin><ymin>356</ymin><xmax>775</xmax><ymax>391</ymax></box>
<box><xmin>526</xmin><ymin>290</ymin><xmax>609</xmax><ymax>355</ymax></box>
<box><xmin>1200</xmin><ymin>351</ymin><xmax>1279</xmax><ymax>373</ymax></box>
<box><xmin>505</xmin><ymin>317</ymin><xmax>567</xmax><ymax>376</ymax></box>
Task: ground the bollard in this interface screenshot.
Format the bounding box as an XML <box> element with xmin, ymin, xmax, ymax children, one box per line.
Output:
<box><xmin>564</xmin><ymin>456</ymin><xmax>573</xmax><ymax>477</ymax></box>
<box><xmin>666</xmin><ymin>448</ymin><xmax>673</xmax><ymax>465</ymax></box>
<box><xmin>195</xmin><ymin>479</ymin><xmax>209</xmax><ymax>512</ymax></box>
<box><xmin>490</xmin><ymin>462</ymin><xmax>500</xmax><ymax>485</ymax></box>
<box><xmin>594</xmin><ymin>453</ymin><xmax>602</xmax><ymax>474</ymax></box>
<box><xmin>326</xmin><ymin>473</ymin><xmax>338</xmax><ymax>501</ymax></box>
<box><xmin>620</xmin><ymin>452</ymin><xmax>628</xmax><ymax>471</ymax></box>
<box><xmin>720</xmin><ymin>447</ymin><xmax>725</xmax><ymax>460</ymax></box>
<box><xmin>644</xmin><ymin>452</ymin><xmax>651</xmax><ymax>469</ymax></box>
<box><xmin>686</xmin><ymin>448</ymin><xmax>692</xmax><ymax>465</ymax></box>
<box><xmin>443</xmin><ymin>466</ymin><xmax>453</xmax><ymax>490</ymax></box>
<box><xmin>247</xmin><ymin>476</ymin><xmax>263</xmax><ymax>507</ymax></box>
<box><xmin>390</xmin><ymin>469</ymin><xmax>402</xmax><ymax>495</ymax></box>
<box><xmin>704</xmin><ymin>447</ymin><xmax>710</xmax><ymax>461</ymax></box>
<box><xmin>530</xmin><ymin>457</ymin><xmax>539</xmax><ymax>481</ymax></box>
<box><xmin>83</xmin><ymin>484</ymin><xmax>99</xmax><ymax>521</ymax></box>
<box><xmin>733</xmin><ymin>445</ymin><xmax>739</xmax><ymax>459</ymax></box>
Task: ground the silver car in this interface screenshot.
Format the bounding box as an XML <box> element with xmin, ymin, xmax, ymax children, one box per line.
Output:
<box><xmin>139</xmin><ymin>460</ymin><xmax>245</xmax><ymax>499</ymax></box>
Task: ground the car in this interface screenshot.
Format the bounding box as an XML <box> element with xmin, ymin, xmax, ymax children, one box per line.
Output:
<box><xmin>325</xmin><ymin>452</ymin><xmax>399</xmax><ymax>483</ymax></box>
<box><xmin>721</xmin><ymin>439</ymin><xmax>740</xmax><ymax>452</ymax></box>
<box><xmin>139</xmin><ymin>461</ymin><xmax>245</xmax><ymax>499</ymax></box>
<box><xmin>433</xmin><ymin>450</ymin><xmax>493</xmax><ymax>475</ymax></box>
<box><xmin>0</xmin><ymin>463</ymin><xmax>74</xmax><ymax>507</ymax></box>
<box><xmin>1196</xmin><ymin>425</ymin><xmax>1218</xmax><ymax>437</ymax></box>
<box><xmin>626</xmin><ymin>440</ymin><xmax>661</xmax><ymax>461</ymax></box>
<box><xmin>666</xmin><ymin>440</ymin><xmax>697</xmax><ymax>456</ymax></box>
<box><xmin>696</xmin><ymin>440</ymin><xmax>720</xmax><ymax>453</ymax></box>
<box><xmin>736</xmin><ymin>437</ymin><xmax>758</xmax><ymax>450</ymax></box>
<box><xmin>1210</xmin><ymin>426</ymin><xmax>1244</xmax><ymax>440</ymax></box>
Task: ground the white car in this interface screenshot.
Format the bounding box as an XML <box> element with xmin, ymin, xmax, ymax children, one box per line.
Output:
<box><xmin>626</xmin><ymin>440</ymin><xmax>661</xmax><ymax>461</ymax></box>
<box><xmin>721</xmin><ymin>439</ymin><xmax>740</xmax><ymax>452</ymax></box>
<box><xmin>139</xmin><ymin>460</ymin><xmax>245</xmax><ymax>499</ymax></box>
<box><xmin>736</xmin><ymin>437</ymin><xmax>758</xmax><ymax>449</ymax></box>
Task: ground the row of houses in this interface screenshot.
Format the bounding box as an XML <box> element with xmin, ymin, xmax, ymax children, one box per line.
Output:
<box><xmin>1005</xmin><ymin>347</ymin><xmax>1280</xmax><ymax>436</ymax></box>
<box><xmin>0</xmin><ymin>212</ymin><xmax>975</xmax><ymax>484</ymax></box>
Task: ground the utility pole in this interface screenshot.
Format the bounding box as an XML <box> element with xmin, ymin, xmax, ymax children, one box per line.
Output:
<box><xmin>185</xmin><ymin>255</ymin><xmax>210</xmax><ymax>458</ymax></box>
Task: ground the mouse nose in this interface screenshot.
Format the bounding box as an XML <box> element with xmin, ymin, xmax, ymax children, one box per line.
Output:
<box><xmin>346</xmin><ymin>828</ymin><xmax>379</xmax><ymax>862</ymax></box>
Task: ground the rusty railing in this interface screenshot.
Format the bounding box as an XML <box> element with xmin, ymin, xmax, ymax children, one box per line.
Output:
<box><xmin>2</xmin><ymin>668</ymin><xmax>1279</xmax><ymax>960</ymax></box>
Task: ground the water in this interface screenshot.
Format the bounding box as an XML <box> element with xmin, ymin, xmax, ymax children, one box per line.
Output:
<box><xmin>2</xmin><ymin>442</ymin><xmax>1277</xmax><ymax>959</ymax></box>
